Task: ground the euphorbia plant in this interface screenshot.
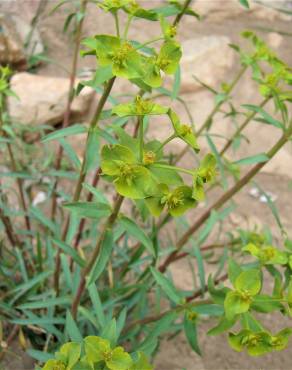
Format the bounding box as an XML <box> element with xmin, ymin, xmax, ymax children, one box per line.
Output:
<box><xmin>0</xmin><ymin>0</ymin><xmax>292</xmax><ymax>368</ymax></box>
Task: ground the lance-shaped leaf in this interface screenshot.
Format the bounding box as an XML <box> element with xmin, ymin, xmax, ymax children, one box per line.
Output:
<box><xmin>112</xmin><ymin>96</ymin><xmax>168</xmax><ymax>117</ymax></box>
<box><xmin>157</xmin><ymin>40</ymin><xmax>182</xmax><ymax>74</ymax></box>
<box><xmin>243</xmin><ymin>243</ymin><xmax>288</xmax><ymax>265</ymax></box>
<box><xmin>168</xmin><ymin>109</ymin><xmax>199</xmax><ymax>152</ymax></box>
<box><xmin>101</xmin><ymin>144</ymin><xmax>158</xmax><ymax>199</ymax></box>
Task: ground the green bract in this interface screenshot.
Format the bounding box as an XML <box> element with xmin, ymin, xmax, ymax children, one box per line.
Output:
<box><xmin>85</xmin><ymin>336</ymin><xmax>132</xmax><ymax>369</ymax></box>
<box><xmin>157</xmin><ymin>40</ymin><xmax>182</xmax><ymax>74</ymax></box>
<box><xmin>42</xmin><ymin>336</ymin><xmax>153</xmax><ymax>370</ymax></box>
<box><xmin>83</xmin><ymin>35</ymin><xmax>142</xmax><ymax>79</ymax></box>
<box><xmin>243</xmin><ymin>243</ymin><xmax>288</xmax><ymax>265</ymax></box>
<box><xmin>145</xmin><ymin>184</ymin><xmax>196</xmax><ymax>217</ymax></box>
<box><xmin>99</xmin><ymin>0</ymin><xmax>133</xmax><ymax>12</ymax></box>
<box><xmin>168</xmin><ymin>109</ymin><xmax>200</xmax><ymax>152</ymax></box>
<box><xmin>101</xmin><ymin>144</ymin><xmax>158</xmax><ymax>199</ymax></box>
<box><xmin>224</xmin><ymin>269</ymin><xmax>262</xmax><ymax>320</ymax></box>
<box><xmin>192</xmin><ymin>153</ymin><xmax>217</xmax><ymax>201</ymax></box>
<box><xmin>229</xmin><ymin>328</ymin><xmax>292</xmax><ymax>356</ymax></box>
<box><xmin>112</xmin><ymin>96</ymin><xmax>168</xmax><ymax>116</ymax></box>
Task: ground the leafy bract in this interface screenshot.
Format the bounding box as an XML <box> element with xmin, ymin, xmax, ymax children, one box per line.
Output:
<box><xmin>101</xmin><ymin>144</ymin><xmax>158</xmax><ymax>199</ymax></box>
<box><xmin>192</xmin><ymin>153</ymin><xmax>217</xmax><ymax>201</ymax></box>
<box><xmin>145</xmin><ymin>184</ymin><xmax>196</xmax><ymax>217</ymax></box>
<box><xmin>112</xmin><ymin>96</ymin><xmax>168</xmax><ymax>117</ymax></box>
<box><xmin>243</xmin><ymin>243</ymin><xmax>288</xmax><ymax>265</ymax></box>
<box><xmin>168</xmin><ymin>109</ymin><xmax>199</xmax><ymax>152</ymax></box>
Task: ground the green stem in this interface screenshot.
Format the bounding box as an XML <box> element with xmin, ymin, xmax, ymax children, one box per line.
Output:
<box><xmin>114</xmin><ymin>12</ymin><xmax>120</xmax><ymax>37</ymax></box>
<box><xmin>151</xmin><ymin>163</ymin><xmax>194</xmax><ymax>176</ymax></box>
<box><xmin>123</xmin><ymin>14</ymin><xmax>133</xmax><ymax>40</ymax></box>
<box><xmin>135</xmin><ymin>37</ymin><xmax>164</xmax><ymax>50</ymax></box>
<box><xmin>155</xmin><ymin>134</ymin><xmax>176</xmax><ymax>153</ymax></box>
<box><xmin>159</xmin><ymin>122</ymin><xmax>292</xmax><ymax>272</ymax></box>
<box><xmin>139</xmin><ymin>116</ymin><xmax>144</xmax><ymax>162</ymax></box>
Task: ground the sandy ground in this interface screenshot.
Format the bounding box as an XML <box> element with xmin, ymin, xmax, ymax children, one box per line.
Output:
<box><xmin>1</xmin><ymin>1</ymin><xmax>292</xmax><ymax>369</ymax></box>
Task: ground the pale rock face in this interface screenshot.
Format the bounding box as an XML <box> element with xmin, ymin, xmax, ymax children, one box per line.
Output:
<box><xmin>192</xmin><ymin>0</ymin><xmax>292</xmax><ymax>22</ymax></box>
<box><xmin>0</xmin><ymin>13</ymin><xmax>43</xmax><ymax>65</ymax></box>
<box><xmin>8</xmin><ymin>73</ymin><xmax>95</xmax><ymax>126</ymax></box>
<box><xmin>180</xmin><ymin>36</ymin><xmax>235</xmax><ymax>93</ymax></box>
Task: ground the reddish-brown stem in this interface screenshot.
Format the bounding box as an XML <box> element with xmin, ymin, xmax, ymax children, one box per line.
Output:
<box><xmin>174</xmin><ymin>65</ymin><xmax>248</xmax><ymax>165</ymax></box>
<box><xmin>219</xmin><ymin>96</ymin><xmax>270</xmax><ymax>156</ymax></box>
<box><xmin>0</xmin><ymin>198</ymin><xmax>22</xmax><ymax>248</ymax></box>
<box><xmin>50</xmin><ymin>0</ymin><xmax>88</xmax><ymax>221</ymax></box>
<box><xmin>53</xmin><ymin>76</ymin><xmax>116</xmax><ymax>294</ymax></box>
<box><xmin>6</xmin><ymin>143</ymin><xmax>31</xmax><ymax>233</ymax></box>
<box><xmin>123</xmin><ymin>298</ymin><xmax>212</xmax><ymax>334</ymax></box>
<box><xmin>71</xmin><ymin>195</ymin><xmax>124</xmax><ymax>318</ymax></box>
<box><xmin>0</xmin><ymin>325</ymin><xmax>19</xmax><ymax>361</ymax></box>
<box><xmin>159</xmin><ymin>125</ymin><xmax>292</xmax><ymax>272</ymax></box>
<box><xmin>73</xmin><ymin>168</ymin><xmax>102</xmax><ymax>249</ymax></box>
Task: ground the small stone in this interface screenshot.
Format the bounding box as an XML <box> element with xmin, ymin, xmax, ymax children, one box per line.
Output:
<box><xmin>180</xmin><ymin>36</ymin><xmax>235</xmax><ymax>93</ymax></box>
<box><xmin>268</xmin><ymin>32</ymin><xmax>284</xmax><ymax>49</ymax></box>
<box><xmin>7</xmin><ymin>72</ymin><xmax>95</xmax><ymax>126</ymax></box>
<box><xmin>0</xmin><ymin>13</ymin><xmax>44</xmax><ymax>66</ymax></box>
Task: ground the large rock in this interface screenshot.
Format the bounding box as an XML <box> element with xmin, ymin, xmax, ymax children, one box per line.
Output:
<box><xmin>8</xmin><ymin>73</ymin><xmax>95</xmax><ymax>126</ymax></box>
<box><xmin>0</xmin><ymin>13</ymin><xmax>43</xmax><ymax>66</ymax></box>
<box><xmin>192</xmin><ymin>0</ymin><xmax>292</xmax><ymax>22</ymax></box>
<box><xmin>180</xmin><ymin>36</ymin><xmax>235</xmax><ymax>93</ymax></box>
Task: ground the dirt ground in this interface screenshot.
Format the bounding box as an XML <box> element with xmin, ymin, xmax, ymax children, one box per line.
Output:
<box><xmin>1</xmin><ymin>0</ymin><xmax>292</xmax><ymax>369</ymax></box>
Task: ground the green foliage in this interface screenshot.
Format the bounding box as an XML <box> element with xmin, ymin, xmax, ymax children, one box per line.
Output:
<box><xmin>42</xmin><ymin>336</ymin><xmax>152</xmax><ymax>370</ymax></box>
<box><xmin>1</xmin><ymin>0</ymin><xmax>292</xmax><ymax>368</ymax></box>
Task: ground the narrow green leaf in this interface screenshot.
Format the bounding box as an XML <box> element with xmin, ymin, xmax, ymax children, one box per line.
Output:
<box><xmin>41</xmin><ymin>124</ymin><xmax>87</xmax><ymax>143</ymax></box>
<box><xmin>87</xmin><ymin>231</ymin><xmax>114</xmax><ymax>285</ymax></box>
<box><xmin>150</xmin><ymin>267</ymin><xmax>181</xmax><ymax>304</ymax></box>
<box><xmin>239</xmin><ymin>0</ymin><xmax>249</xmax><ymax>8</ymax></box>
<box><xmin>29</xmin><ymin>206</ymin><xmax>58</xmax><ymax>233</ymax></box>
<box><xmin>26</xmin><ymin>349</ymin><xmax>54</xmax><ymax>363</ymax></box>
<box><xmin>171</xmin><ymin>66</ymin><xmax>181</xmax><ymax>100</ymax></box>
<box><xmin>84</xmin><ymin>127</ymin><xmax>100</xmax><ymax>172</ymax></box>
<box><xmin>234</xmin><ymin>153</ymin><xmax>269</xmax><ymax>166</ymax></box>
<box><xmin>63</xmin><ymin>202</ymin><xmax>111</xmax><ymax>219</ymax></box>
<box><xmin>184</xmin><ymin>315</ymin><xmax>202</xmax><ymax>355</ymax></box>
<box><xmin>52</xmin><ymin>238</ymin><xmax>86</xmax><ymax>268</ymax></box>
<box><xmin>193</xmin><ymin>246</ymin><xmax>205</xmax><ymax>296</ymax></box>
<box><xmin>119</xmin><ymin>216</ymin><xmax>154</xmax><ymax>256</ymax></box>
<box><xmin>65</xmin><ymin>311</ymin><xmax>83</xmax><ymax>342</ymax></box>
<box><xmin>17</xmin><ymin>296</ymin><xmax>71</xmax><ymax>310</ymax></box>
<box><xmin>88</xmin><ymin>284</ymin><xmax>106</xmax><ymax>328</ymax></box>
<box><xmin>244</xmin><ymin>106</ymin><xmax>281</xmax><ymax>128</ymax></box>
